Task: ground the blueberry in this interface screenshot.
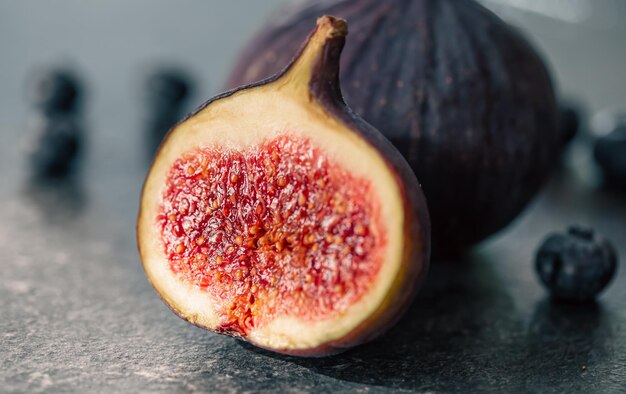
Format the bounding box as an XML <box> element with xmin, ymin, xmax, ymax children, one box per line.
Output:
<box><xmin>29</xmin><ymin>115</ymin><xmax>81</xmax><ymax>177</ymax></box>
<box><xmin>559</xmin><ymin>103</ymin><xmax>581</xmax><ymax>145</ymax></box>
<box><xmin>535</xmin><ymin>226</ymin><xmax>618</xmax><ymax>301</ymax></box>
<box><xmin>30</xmin><ymin>69</ymin><xmax>82</xmax><ymax>114</ymax></box>
<box><xmin>145</xmin><ymin>69</ymin><xmax>192</xmax><ymax>111</ymax></box>
<box><xmin>594</xmin><ymin>124</ymin><xmax>626</xmax><ymax>190</ymax></box>
<box><xmin>144</xmin><ymin>69</ymin><xmax>193</xmax><ymax>156</ymax></box>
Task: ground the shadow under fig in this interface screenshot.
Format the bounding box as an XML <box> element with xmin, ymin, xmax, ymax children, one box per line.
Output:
<box><xmin>237</xmin><ymin>256</ymin><xmax>520</xmax><ymax>390</ymax></box>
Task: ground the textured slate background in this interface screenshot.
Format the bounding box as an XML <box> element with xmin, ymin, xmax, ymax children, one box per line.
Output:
<box><xmin>1</xmin><ymin>1</ymin><xmax>625</xmax><ymax>393</ymax></box>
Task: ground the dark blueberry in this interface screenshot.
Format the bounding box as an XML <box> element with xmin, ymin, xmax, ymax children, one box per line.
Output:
<box><xmin>144</xmin><ymin>69</ymin><xmax>193</xmax><ymax>156</ymax></box>
<box><xmin>535</xmin><ymin>226</ymin><xmax>618</xmax><ymax>301</ymax></box>
<box><xmin>559</xmin><ymin>103</ymin><xmax>581</xmax><ymax>145</ymax></box>
<box><xmin>145</xmin><ymin>69</ymin><xmax>192</xmax><ymax>111</ymax></box>
<box><xmin>594</xmin><ymin>124</ymin><xmax>626</xmax><ymax>190</ymax></box>
<box><xmin>146</xmin><ymin>113</ymin><xmax>181</xmax><ymax>155</ymax></box>
<box><xmin>30</xmin><ymin>69</ymin><xmax>82</xmax><ymax>114</ymax></box>
<box><xmin>29</xmin><ymin>116</ymin><xmax>82</xmax><ymax>177</ymax></box>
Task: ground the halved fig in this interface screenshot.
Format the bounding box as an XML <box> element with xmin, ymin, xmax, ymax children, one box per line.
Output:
<box><xmin>137</xmin><ymin>16</ymin><xmax>429</xmax><ymax>356</ymax></box>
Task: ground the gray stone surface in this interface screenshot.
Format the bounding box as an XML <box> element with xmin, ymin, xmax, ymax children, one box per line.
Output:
<box><xmin>1</xmin><ymin>1</ymin><xmax>626</xmax><ymax>393</ymax></box>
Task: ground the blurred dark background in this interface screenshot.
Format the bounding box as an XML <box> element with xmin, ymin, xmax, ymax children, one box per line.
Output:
<box><xmin>0</xmin><ymin>0</ymin><xmax>624</xmax><ymax>188</ymax></box>
<box><xmin>1</xmin><ymin>1</ymin><xmax>625</xmax><ymax>392</ymax></box>
<box><xmin>1</xmin><ymin>1</ymin><xmax>625</xmax><ymax>129</ymax></box>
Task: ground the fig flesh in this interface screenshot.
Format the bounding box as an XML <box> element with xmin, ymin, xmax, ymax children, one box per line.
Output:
<box><xmin>137</xmin><ymin>16</ymin><xmax>430</xmax><ymax>356</ymax></box>
<box><xmin>227</xmin><ymin>0</ymin><xmax>561</xmax><ymax>257</ymax></box>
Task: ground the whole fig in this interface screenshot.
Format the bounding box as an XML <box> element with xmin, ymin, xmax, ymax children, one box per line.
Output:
<box><xmin>227</xmin><ymin>0</ymin><xmax>561</xmax><ymax>257</ymax></box>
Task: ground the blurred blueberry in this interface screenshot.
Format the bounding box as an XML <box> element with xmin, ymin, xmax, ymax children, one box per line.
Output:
<box><xmin>145</xmin><ymin>69</ymin><xmax>192</xmax><ymax>112</ymax></box>
<box><xmin>559</xmin><ymin>104</ymin><xmax>581</xmax><ymax>145</ymax></box>
<box><xmin>593</xmin><ymin>118</ymin><xmax>626</xmax><ymax>190</ymax></box>
<box><xmin>144</xmin><ymin>68</ymin><xmax>194</xmax><ymax>155</ymax></box>
<box><xmin>29</xmin><ymin>69</ymin><xmax>82</xmax><ymax>114</ymax></box>
<box><xmin>28</xmin><ymin>115</ymin><xmax>82</xmax><ymax>177</ymax></box>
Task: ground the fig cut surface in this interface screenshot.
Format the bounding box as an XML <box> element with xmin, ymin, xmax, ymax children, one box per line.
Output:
<box><xmin>137</xmin><ymin>16</ymin><xmax>429</xmax><ymax>356</ymax></box>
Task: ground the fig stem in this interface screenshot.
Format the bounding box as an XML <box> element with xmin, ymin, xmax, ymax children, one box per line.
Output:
<box><xmin>282</xmin><ymin>16</ymin><xmax>348</xmax><ymax>104</ymax></box>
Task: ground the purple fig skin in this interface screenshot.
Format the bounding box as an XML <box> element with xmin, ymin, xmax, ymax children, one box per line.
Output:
<box><xmin>139</xmin><ymin>16</ymin><xmax>430</xmax><ymax>357</ymax></box>
<box><xmin>226</xmin><ymin>0</ymin><xmax>561</xmax><ymax>258</ymax></box>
